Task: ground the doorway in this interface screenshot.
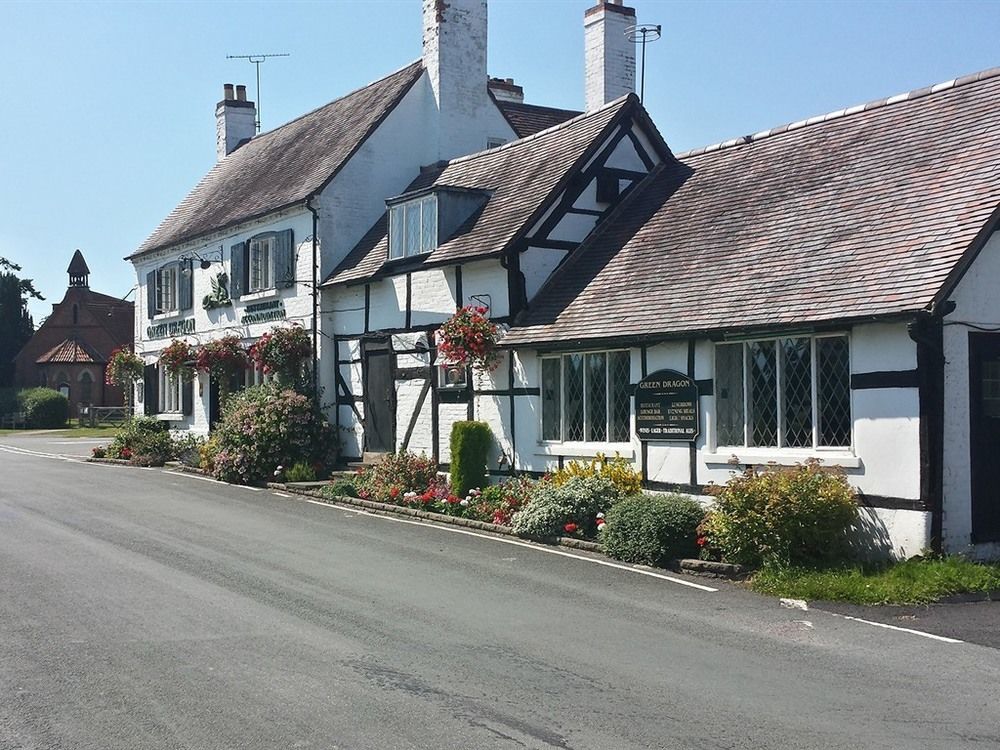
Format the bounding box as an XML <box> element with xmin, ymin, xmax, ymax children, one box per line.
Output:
<box><xmin>969</xmin><ymin>332</ymin><xmax>1000</xmax><ymax>543</ymax></box>
<box><xmin>362</xmin><ymin>338</ymin><xmax>396</xmax><ymax>453</ymax></box>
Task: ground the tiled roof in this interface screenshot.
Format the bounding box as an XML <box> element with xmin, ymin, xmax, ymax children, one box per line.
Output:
<box><xmin>132</xmin><ymin>61</ymin><xmax>424</xmax><ymax>257</ymax></box>
<box><xmin>504</xmin><ymin>68</ymin><xmax>1000</xmax><ymax>347</ymax></box>
<box><xmin>36</xmin><ymin>338</ymin><xmax>103</xmax><ymax>365</ymax></box>
<box><xmin>324</xmin><ymin>96</ymin><xmax>637</xmax><ymax>287</ymax></box>
<box><xmin>495</xmin><ymin>100</ymin><xmax>582</xmax><ymax>138</ymax></box>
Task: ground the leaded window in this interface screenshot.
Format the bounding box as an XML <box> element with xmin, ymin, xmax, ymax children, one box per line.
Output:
<box><xmin>541</xmin><ymin>350</ymin><xmax>631</xmax><ymax>443</ymax></box>
<box><xmin>156</xmin><ymin>266</ymin><xmax>177</xmax><ymax>314</ymax></box>
<box><xmin>249</xmin><ymin>235</ymin><xmax>273</xmax><ymax>292</ymax></box>
<box><xmin>389</xmin><ymin>195</ymin><xmax>438</xmax><ymax>259</ymax></box>
<box><xmin>715</xmin><ymin>335</ymin><xmax>851</xmax><ymax>449</ymax></box>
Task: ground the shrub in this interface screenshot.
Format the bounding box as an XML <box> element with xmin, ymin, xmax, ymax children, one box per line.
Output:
<box><xmin>105</xmin><ymin>416</ymin><xmax>173</xmax><ymax>466</ymax></box>
<box><xmin>199</xmin><ymin>435</ymin><xmax>220</xmax><ymax>472</ymax></box>
<box><xmin>602</xmin><ymin>493</ymin><xmax>706</xmax><ymax>566</ymax></box>
<box><xmin>212</xmin><ymin>384</ymin><xmax>337</xmax><ymax>485</ymax></box>
<box><xmin>322</xmin><ymin>478</ymin><xmax>359</xmax><ymax>499</ymax></box>
<box><xmin>449</xmin><ymin>421</ymin><xmax>492</xmax><ymax>497</ymax></box>
<box><xmin>549</xmin><ymin>452</ymin><xmax>642</xmax><ymax>498</ymax></box>
<box><xmin>511</xmin><ymin>475</ymin><xmax>622</xmax><ymax>538</ymax></box>
<box><xmin>18</xmin><ymin>387</ymin><xmax>68</xmax><ymax>428</ymax></box>
<box><xmin>354</xmin><ymin>451</ymin><xmax>439</xmax><ymax>503</ymax></box>
<box><xmin>172</xmin><ymin>433</ymin><xmax>205</xmax><ymax>467</ymax></box>
<box><xmin>284</xmin><ymin>461</ymin><xmax>317</xmax><ymax>483</ymax></box>
<box><xmin>477</xmin><ymin>476</ymin><xmax>536</xmax><ymax>526</ymax></box>
<box><xmin>700</xmin><ymin>461</ymin><xmax>859</xmax><ymax>569</ymax></box>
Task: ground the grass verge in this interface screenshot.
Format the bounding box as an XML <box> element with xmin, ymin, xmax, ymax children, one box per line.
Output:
<box><xmin>750</xmin><ymin>556</ymin><xmax>1000</xmax><ymax>605</ymax></box>
<box><xmin>0</xmin><ymin>425</ymin><xmax>121</xmax><ymax>438</ymax></box>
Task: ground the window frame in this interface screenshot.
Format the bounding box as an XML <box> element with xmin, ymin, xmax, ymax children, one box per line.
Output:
<box><xmin>539</xmin><ymin>349</ymin><xmax>632</xmax><ymax>445</ymax></box>
<box><xmin>158</xmin><ymin>366</ymin><xmax>183</xmax><ymax>415</ymax></box>
<box><xmin>155</xmin><ymin>265</ymin><xmax>179</xmax><ymax>315</ymax></box>
<box><xmin>388</xmin><ymin>194</ymin><xmax>438</xmax><ymax>260</ymax></box>
<box><xmin>248</xmin><ymin>235</ymin><xmax>275</xmax><ymax>293</ymax></box>
<box><xmin>713</xmin><ymin>333</ymin><xmax>852</xmax><ymax>451</ymax></box>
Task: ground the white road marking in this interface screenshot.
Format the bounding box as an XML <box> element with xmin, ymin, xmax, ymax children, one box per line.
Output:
<box><xmin>273</xmin><ymin>492</ymin><xmax>291</xmax><ymax>498</ymax></box>
<box><xmin>299</xmin><ymin>497</ymin><xmax>718</xmax><ymax>592</ymax></box>
<box><xmin>832</xmin><ymin>614</ymin><xmax>963</xmax><ymax>644</ymax></box>
<box><xmin>49</xmin><ymin>439</ymin><xmax>111</xmax><ymax>444</ymax></box>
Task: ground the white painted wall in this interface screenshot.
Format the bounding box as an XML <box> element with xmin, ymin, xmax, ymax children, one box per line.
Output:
<box><xmin>942</xmin><ymin>230</ymin><xmax>1000</xmax><ymax>552</ymax></box>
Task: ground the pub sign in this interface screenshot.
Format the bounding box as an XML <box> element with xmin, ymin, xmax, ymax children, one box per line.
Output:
<box><xmin>635</xmin><ymin>369</ymin><xmax>700</xmax><ymax>441</ymax></box>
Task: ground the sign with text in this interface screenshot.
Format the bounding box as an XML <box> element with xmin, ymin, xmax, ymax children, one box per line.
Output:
<box><xmin>241</xmin><ymin>299</ymin><xmax>287</xmax><ymax>325</ymax></box>
<box><xmin>146</xmin><ymin>317</ymin><xmax>195</xmax><ymax>340</ymax></box>
<box><xmin>635</xmin><ymin>369</ymin><xmax>700</xmax><ymax>441</ymax></box>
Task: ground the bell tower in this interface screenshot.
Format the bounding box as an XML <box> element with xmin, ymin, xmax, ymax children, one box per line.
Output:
<box><xmin>67</xmin><ymin>249</ymin><xmax>90</xmax><ymax>288</ymax></box>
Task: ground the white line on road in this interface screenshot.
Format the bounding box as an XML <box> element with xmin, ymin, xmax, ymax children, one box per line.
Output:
<box><xmin>297</xmin><ymin>497</ymin><xmax>718</xmax><ymax>592</ymax></box>
<box><xmin>832</xmin><ymin>613</ymin><xmax>963</xmax><ymax>644</ymax></box>
<box><xmin>273</xmin><ymin>492</ymin><xmax>291</xmax><ymax>498</ymax></box>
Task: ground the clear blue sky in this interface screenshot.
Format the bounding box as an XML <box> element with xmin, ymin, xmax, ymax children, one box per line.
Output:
<box><xmin>2</xmin><ymin>0</ymin><xmax>999</xmax><ymax>322</ymax></box>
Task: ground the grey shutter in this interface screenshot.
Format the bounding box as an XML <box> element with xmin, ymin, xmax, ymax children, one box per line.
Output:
<box><xmin>144</xmin><ymin>364</ymin><xmax>158</xmax><ymax>415</ymax></box>
<box><xmin>182</xmin><ymin>378</ymin><xmax>194</xmax><ymax>416</ymax></box>
<box><xmin>230</xmin><ymin>242</ymin><xmax>246</xmax><ymax>300</ymax></box>
<box><xmin>146</xmin><ymin>271</ymin><xmax>157</xmax><ymax>318</ymax></box>
<box><xmin>276</xmin><ymin>229</ymin><xmax>295</xmax><ymax>288</ymax></box>
<box><xmin>178</xmin><ymin>260</ymin><xmax>194</xmax><ymax>311</ymax></box>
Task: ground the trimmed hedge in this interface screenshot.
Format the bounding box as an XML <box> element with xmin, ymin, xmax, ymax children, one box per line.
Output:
<box><xmin>18</xmin><ymin>387</ymin><xmax>68</xmax><ymax>428</ymax></box>
<box><xmin>602</xmin><ymin>493</ymin><xmax>706</xmax><ymax>566</ymax></box>
<box><xmin>449</xmin><ymin>421</ymin><xmax>492</xmax><ymax>497</ymax></box>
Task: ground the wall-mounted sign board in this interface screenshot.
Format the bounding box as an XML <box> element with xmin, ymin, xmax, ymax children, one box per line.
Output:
<box><xmin>634</xmin><ymin>368</ymin><xmax>699</xmax><ymax>441</ymax></box>
<box><xmin>146</xmin><ymin>317</ymin><xmax>195</xmax><ymax>340</ymax></box>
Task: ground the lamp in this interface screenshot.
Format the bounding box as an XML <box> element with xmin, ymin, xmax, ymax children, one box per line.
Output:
<box><xmin>179</xmin><ymin>249</ymin><xmax>224</xmax><ymax>275</ymax></box>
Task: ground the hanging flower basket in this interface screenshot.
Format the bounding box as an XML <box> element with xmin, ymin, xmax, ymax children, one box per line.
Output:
<box><xmin>248</xmin><ymin>325</ymin><xmax>311</xmax><ymax>386</ymax></box>
<box><xmin>195</xmin><ymin>335</ymin><xmax>248</xmax><ymax>403</ymax></box>
<box><xmin>437</xmin><ymin>305</ymin><xmax>501</xmax><ymax>373</ymax></box>
<box><xmin>105</xmin><ymin>347</ymin><xmax>144</xmax><ymax>389</ymax></box>
<box><xmin>159</xmin><ymin>339</ymin><xmax>196</xmax><ymax>382</ymax></box>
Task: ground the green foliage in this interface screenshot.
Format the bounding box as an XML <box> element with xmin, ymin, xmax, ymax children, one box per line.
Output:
<box><xmin>511</xmin><ymin>475</ymin><xmax>622</xmax><ymax>538</ymax></box>
<box><xmin>284</xmin><ymin>461</ymin><xmax>317</xmax><ymax>483</ymax></box>
<box><xmin>172</xmin><ymin>432</ymin><xmax>206</xmax><ymax>468</ymax></box>
<box><xmin>105</xmin><ymin>416</ymin><xmax>173</xmax><ymax>466</ymax></box>
<box><xmin>354</xmin><ymin>451</ymin><xmax>439</xmax><ymax>503</ymax></box>
<box><xmin>550</xmin><ymin>452</ymin><xmax>642</xmax><ymax>497</ymax></box>
<box><xmin>750</xmin><ymin>556</ymin><xmax>1000</xmax><ymax>605</ymax></box>
<box><xmin>199</xmin><ymin>435</ymin><xmax>220</xmax><ymax>472</ymax></box>
<box><xmin>449</xmin><ymin>421</ymin><xmax>492</xmax><ymax>497</ymax></box>
<box><xmin>18</xmin><ymin>387</ymin><xmax>68</xmax><ymax>428</ymax></box>
<box><xmin>321</xmin><ymin>478</ymin><xmax>359</xmax><ymax>499</ymax></box>
<box><xmin>212</xmin><ymin>384</ymin><xmax>338</xmax><ymax>485</ymax></box>
<box><xmin>602</xmin><ymin>493</ymin><xmax>706</xmax><ymax>566</ymax></box>
<box><xmin>0</xmin><ymin>257</ymin><xmax>42</xmax><ymax>388</ymax></box>
<box><xmin>477</xmin><ymin>476</ymin><xmax>537</xmax><ymax>526</ymax></box>
<box><xmin>701</xmin><ymin>461</ymin><xmax>859</xmax><ymax>568</ymax></box>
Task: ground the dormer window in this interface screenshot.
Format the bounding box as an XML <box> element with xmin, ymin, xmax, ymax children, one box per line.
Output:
<box><xmin>389</xmin><ymin>194</ymin><xmax>438</xmax><ymax>259</ymax></box>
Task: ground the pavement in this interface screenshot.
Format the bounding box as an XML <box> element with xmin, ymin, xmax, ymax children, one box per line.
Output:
<box><xmin>2</xmin><ymin>432</ymin><xmax>1000</xmax><ymax>749</ymax></box>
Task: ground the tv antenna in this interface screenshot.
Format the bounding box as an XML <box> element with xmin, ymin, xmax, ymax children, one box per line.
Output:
<box><xmin>625</xmin><ymin>24</ymin><xmax>661</xmax><ymax>104</ymax></box>
<box><xmin>225</xmin><ymin>52</ymin><xmax>290</xmax><ymax>132</ymax></box>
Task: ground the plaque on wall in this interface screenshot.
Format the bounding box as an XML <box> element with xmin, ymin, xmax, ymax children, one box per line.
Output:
<box><xmin>634</xmin><ymin>369</ymin><xmax>699</xmax><ymax>441</ymax></box>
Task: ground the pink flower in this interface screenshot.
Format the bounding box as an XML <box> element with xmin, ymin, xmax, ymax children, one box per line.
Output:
<box><xmin>564</xmin><ymin>522</ymin><xmax>577</xmax><ymax>534</ymax></box>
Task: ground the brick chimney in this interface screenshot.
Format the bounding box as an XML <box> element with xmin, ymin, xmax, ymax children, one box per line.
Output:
<box><xmin>422</xmin><ymin>0</ymin><xmax>492</xmax><ymax>159</ymax></box>
<box><xmin>584</xmin><ymin>0</ymin><xmax>636</xmax><ymax>111</ymax></box>
<box><xmin>216</xmin><ymin>83</ymin><xmax>257</xmax><ymax>161</ymax></box>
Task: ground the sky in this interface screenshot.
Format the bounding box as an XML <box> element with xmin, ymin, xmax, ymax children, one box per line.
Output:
<box><xmin>2</xmin><ymin>0</ymin><xmax>999</xmax><ymax>323</ymax></box>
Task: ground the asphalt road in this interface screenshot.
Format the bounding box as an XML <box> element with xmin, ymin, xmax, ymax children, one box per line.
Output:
<box><xmin>2</xmin><ymin>434</ymin><xmax>1000</xmax><ymax>749</ymax></box>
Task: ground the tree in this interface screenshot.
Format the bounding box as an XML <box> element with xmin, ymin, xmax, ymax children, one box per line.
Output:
<box><xmin>0</xmin><ymin>257</ymin><xmax>43</xmax><ymax>387</ymax></box>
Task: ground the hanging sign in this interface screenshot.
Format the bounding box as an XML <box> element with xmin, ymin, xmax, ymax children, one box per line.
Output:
<box><xmin>634</xmin><ymin>368</ymin><xmax>699</xmax><ymax>441</ymax></box>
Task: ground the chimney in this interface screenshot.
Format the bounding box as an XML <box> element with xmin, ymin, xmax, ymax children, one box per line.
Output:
<box><xmin>584</xmin><ymin>0</ymin><xmax>636</xmax><ymax>111</ymax></box>
<box><xmin>422</xmin><ymin>0</ymin><xmax>492</xmax><ymax>159</ymax></box>
<box><xmin>215</xmin><ymin>82</ymin><xmax>257</xmax><ymax>161</ymax></box>
<box><xmin>488</xmin><ymin>77</ymin><xmax>524</xmax><ymax>104</ymax></box>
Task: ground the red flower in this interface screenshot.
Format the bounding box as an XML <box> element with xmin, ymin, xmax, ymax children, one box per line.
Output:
<box><xmin>696</xmin><ymin>536</ymin><xmax>707</xmax><ymax>547</ymax></box>
<box><xmin>389</xmin><ymin>487</ymin><xmax>400</xmax><ymax>499</ymax></box>
<box><xmin>563</xmin><ymin>522</ymin><xmax>577</xmax><ymax>534</ymax></box>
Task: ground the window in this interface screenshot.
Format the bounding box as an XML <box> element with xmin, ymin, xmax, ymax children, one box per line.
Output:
<box><xmin>246</xmin><ymin>363</ymin><xmax>272</xmax><ymax>387</ymax></box>
<box><xmin>715</xmin><ymin>335</ymin><xmax>851</xmax><ymax>449</ymax></box>
<box><xmin>156</xmin><ymin>266</ymin><xmax>178</xmax><ymax>314</ymax></box>
<box><xmin>388</xmin><ymin>195</ymin><xmax>438</xmax><ymax>259</ymax></box>
<box><xmin>249</xmin><ymin>235</ymin><xmax>274</xmax><ymax>292</ymax></box>
<box><xmin>541</xmin><ymin>350</ymin><xmax>631</xmax><ymax>443</ymax></box>
<box><xmin>159</xmin><ymin>367</ymin><xmax>183</xmax><ymax>414</ymax></box>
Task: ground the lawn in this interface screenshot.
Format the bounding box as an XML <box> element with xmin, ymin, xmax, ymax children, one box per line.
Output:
<box><xmin>750</xmin><ymin>556</ymin><xmax>1000</xmax><ymax>605</ymax></box>
<box><xmin>0</xmin><ymin>425</ymin><xmax>121</xmax><ymax>438</ymax></box>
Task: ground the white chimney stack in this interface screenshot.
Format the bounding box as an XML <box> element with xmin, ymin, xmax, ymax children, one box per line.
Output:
<box><xmin>422</xmin><ymin>0</ymin><xmax>492</xmax><ymax>159</ymax></box>
<box><xmin>584</xmin><ymin>0</ymin><xmax>636</xmax><ymax>111</ymax></box>
<box><xmin>216</xmin><ymin>82</ymin><xmax>256</xmax><ymax>161</ymax></box>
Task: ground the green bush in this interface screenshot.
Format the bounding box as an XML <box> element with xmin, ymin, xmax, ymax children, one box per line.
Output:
<box><xmin>449</xmin><ymin>421</ymin><xmax>492</xmax><ymax>497</ymax></box>
<box><xmin>18</xmin><ymin>387</ymin><xmax>68</xmax><ymax>428</ymax></box>
<box><xmin>172</xmin><ymin>433</ymin><xmax>206</xmax><ymax>468</ymax></box>
<box><xmin>320</xmin><ymin>478</ymin><xmax>359</xmax><ymax>499</ymax></box>
<box><xmin>701</xmin><ymin>461</ymin><xmax>859</xmax><ymax>569</ymax></box>
<box><xmin>511</xmin><ymin>475</ymin><xmax>622</xmax><ymax>538</ymax></box>
<box><xmin>602</xmin><ymin>493</ymin><xmax>706</xmax><ymax>566</ymax></box>
<box><xmin>355</xmin><ymin>451</ymin><xmax>438</xmax><ymax>502</ymax></box>
<box><xmin>212</xmin><ymin>384</ymin><xmax>338</xmax><ymax>485</ymax></box>
<box><xmin>284</xmin><ymin>461</ymin><xmax>317</xmax><ymax>483</ymax></box>
<box><xmin>106</xmin><ymin>416</ymin><xmax>174</xmax><ymax>466</ymax></box>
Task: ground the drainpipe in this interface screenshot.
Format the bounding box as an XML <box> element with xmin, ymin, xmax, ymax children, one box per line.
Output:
<box><xmin>306</xmin><ymin>199</ymin><xmax>319</xmax><ymax>394</ymax></box>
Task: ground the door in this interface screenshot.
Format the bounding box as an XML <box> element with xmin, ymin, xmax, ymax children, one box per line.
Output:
<box><xmin>970</xmin><ymin>332</ymin><xmax>1000</xmax><ymax>543</ymax></box>
<box><xmin>362</xmin><ymin>338</ymin><xmax>396</xmax><ymax>453</ymax></box>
